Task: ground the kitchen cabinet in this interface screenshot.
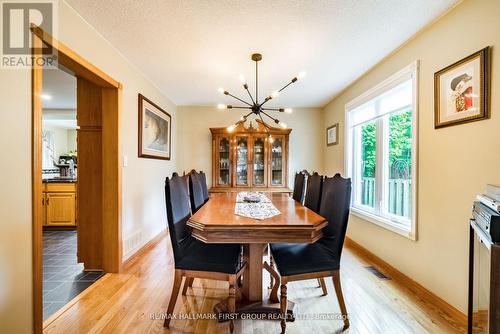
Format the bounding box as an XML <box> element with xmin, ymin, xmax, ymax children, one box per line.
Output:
<box><xmin>42</xmin><ymin>182</ymin><xmax>77</xmax><ymax>227</ymax></box>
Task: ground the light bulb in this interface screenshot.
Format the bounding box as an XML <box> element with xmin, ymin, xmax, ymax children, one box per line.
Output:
<box><xmin>278</xmin><ymin>121</ymin><xmax>287</xmax><ymax>129</ymax></box>
<box><xmin>269</xmin><ymin>135</ymin><xmax>274</xmax><ymax>143</ymax></box>
<box><xmin>239</xmin><ymin>74</ymin><xmax>246</xmax><ymax>84</ymax></box>
<box><xmin>271</xmin><ymin>91</ymin><xmax>279</xmax><ymax>98</ymax></box>
<box><xmin>218</xmin><ymin>87</ymin><xmax>225</xmax><ymax>94</ymax></box>
<box><xmin>297</xmin><ymin>71</ymin><xmax>307</xmax><ymax>80</ymax></box>
<box><xmin>227</xmin><ymin>124</ymin><xmax>236</xmax><ymax>132</ymax></box>
<box><xmin>217</xmin><ymin>104</ymin><xmax>227</xmax><ymax>109</ymax></box>
<box><xmin>284</xmin><ymin>108</ymin><xmax>293</xmax><ymax>114</ymax></box>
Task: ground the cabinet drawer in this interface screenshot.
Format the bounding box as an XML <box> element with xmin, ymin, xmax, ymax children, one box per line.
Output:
<box><xmin>44</xmin><ymin>182</ymin><xmax>76</xmax><ymax>193</ymax></box>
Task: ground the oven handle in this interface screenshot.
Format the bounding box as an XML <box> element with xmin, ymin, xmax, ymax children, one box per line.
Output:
<box><xmin>471</xmin><ymin>219</ymin><xmax>493</xmax><ymax>250</ymax></box>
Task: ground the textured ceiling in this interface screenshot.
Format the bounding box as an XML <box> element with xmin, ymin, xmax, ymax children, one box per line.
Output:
<box><xmin>65</xmin><ymin>0</ymin><xmax>457</xmax><ymax>108</ymax></box>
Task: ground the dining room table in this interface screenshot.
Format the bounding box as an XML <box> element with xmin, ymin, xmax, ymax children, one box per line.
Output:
<box><xmin>187</xmin><ymin>191</ymin><xmax>327</xmax><ymax>318</ymax></box>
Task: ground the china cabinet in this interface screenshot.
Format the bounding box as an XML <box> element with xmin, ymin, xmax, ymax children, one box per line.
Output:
<box><xmin>210</xmin><ymin>119</ymin><xmax>291</xmax><ymax>192</ymax></box>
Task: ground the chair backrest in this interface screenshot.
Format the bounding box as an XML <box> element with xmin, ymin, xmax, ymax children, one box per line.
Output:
<box><xmin>319</xmin><ymin>173</ymin><xmax>352</xmax><ymax>257</ymax></box>
<box><xmin>189</xmin><ymin>170</ymin><xmax>205</xmax><ymax>213</ymax></box>
<box><xmin>199</xmin><ymin>171</ymin><xmax>209</xmax><ymax>203</ymax></box>
<box><xmin>304</xmin><ymin>172</ymin><xmax>323</xmax><ymax>213</ymax></box>
<box><xmin>165</xmin><ymin>173</ymin><xmax>192</xmax><ymax>263</ymax></box>
<box><xmin>292</xmin><ymin>172</ymin><xmax>306</xmax><ymax>203</ymax></box>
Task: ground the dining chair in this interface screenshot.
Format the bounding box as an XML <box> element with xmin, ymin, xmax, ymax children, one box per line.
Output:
<box><xmin>302</xmin><ymin>172</ymin><xmax>328</xmax><ymax>294</ymax></box>
<box><xmin>164</xmin><ymin>173</ymin><xmax>246</xmax><ymax>333</ymax></box>
<box><xmin>270</xmin><ymin>173</ymin><xmax>352</xmax><ymax>333</ymax></box>
<box><xmin>291</xmin><ymin>171</ymin><xmax>307</xmax><ymax>203</ymax></box>
<box><xmin>199</xmin><ymin>170</ymin><xmax>209</xmax><ymax>203</ymax></box>
<box><xmin>188</xmin><ymin>170</ymin><xmax>206</xmax><ymax>213</ymax></box>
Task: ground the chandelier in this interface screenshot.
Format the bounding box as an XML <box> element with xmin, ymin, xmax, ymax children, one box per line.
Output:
<box><xmin>217</xmin><ymin>53</ymin><xmax>305</xmax><ymax>140</ymax></box>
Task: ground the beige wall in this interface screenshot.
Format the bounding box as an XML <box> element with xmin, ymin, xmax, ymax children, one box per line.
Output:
<box><xmin>177</xmin><ymin>106</ymin><xmax>324</xmax><ymax>189</ymax></box>
<box><xmin>0</xmin><ymin>2</ymin><xmax>177</xmax><ymax>333</ymax></box>
<box><xmin>322</xmin><ymin>0</ymin><xmax>500</xmax><ymax>313</ymax></box>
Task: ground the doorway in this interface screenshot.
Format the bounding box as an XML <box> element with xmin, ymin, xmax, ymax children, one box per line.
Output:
<box><xmin>31</xmin><ymin>26</ymin><xmax>122</xmax><ymax>333</ymax></box>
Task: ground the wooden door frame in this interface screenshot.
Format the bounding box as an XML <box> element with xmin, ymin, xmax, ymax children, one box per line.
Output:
<box><xmin>31</xmin><ymin>25</ymin><xmax>122</xmax><ymax>333</ymax></box>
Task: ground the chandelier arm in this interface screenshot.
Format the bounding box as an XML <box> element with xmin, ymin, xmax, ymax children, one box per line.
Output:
<box><xmin>261</xmin><ymin>110</ymin><xmax>279</xmax><ymax>123</ymax></box>
<box><xmin>226</xmin><ymin>92</ymin><xmax>252</xmax><ymax>106</ymax></box>
<box><xmin>244</xmin><ymin>86</ymin><xmax>255</xmax><ymax>104</ymax></box>
<box><xmin>258</xmin><ymin>113</ymin><xmax>270</xmax><ymax>135</ymax></box>
<box><xmin>261</xmin><ymin>107</ymin><xmax>280</xmax><ymax>111</ymax></box>
<box><xmin>230</xmin><ymin>106</ymin><xmax>252</xmax><ymax>110</ymax></box>
<box><xmin>278</xmin><ymin>80</ymin><xmax>295</xmax><ymax>93</ymax></box>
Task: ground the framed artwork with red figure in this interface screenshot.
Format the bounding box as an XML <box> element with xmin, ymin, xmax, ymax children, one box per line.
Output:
<box><xmin>434</xmin><ymin>47</ymin><xmax>490</xmax><ymax>128</ymax></box>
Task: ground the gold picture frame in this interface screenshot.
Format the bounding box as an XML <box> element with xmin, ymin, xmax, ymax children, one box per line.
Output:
<box><xmin>138</xmin><ymin>94</ymin><xmax>172</xmax><ymax>160</ymax></box>
<box><xmin>326</xmin><ymin>123</ymin><xmax>339</xmax><ymax>146</ymax></box>
<box><xmin>434</xmin><ymin>47</ymin><xmax>490</xmax><ymax>129</ymax></box>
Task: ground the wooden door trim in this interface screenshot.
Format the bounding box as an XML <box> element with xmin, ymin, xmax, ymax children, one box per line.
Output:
<box><xmin>31</xmin><ymin>26</ymin><xmax>122</xmax><ymax>333</ymax></box>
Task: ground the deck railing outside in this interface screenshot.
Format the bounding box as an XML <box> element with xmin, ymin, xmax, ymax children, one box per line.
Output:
<box><xmin>361</xmin><ymin>177</ymin><xmax>411</xmax><ymax>218</ymax></box>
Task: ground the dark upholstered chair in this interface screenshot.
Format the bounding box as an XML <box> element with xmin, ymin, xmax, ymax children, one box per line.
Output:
<box><xmin>291</xmin><ymin>172</ymin><xmax>306</xmax><ymax>203</ymax></box>
<box><xmin>270</xmin><ymin>174</ymin><xmax>352</xmax><ymax>333</ymax></box>
<box><xmin>302</xmin><ymin>172</ymin><xmax>327</xmax><ymax>293</ymax></box>
<box><xmin>164</xmin><ymin>173</ymin><xmax>245</xmax><ymax>333</ymax></box>
<box><xmin>304</xmin><ymin>172</ymin><xmax>323</xmax><ymax>213</ymax></box>
<box><xmin>188</xmin><ymin>170</ymin><xmax>206</xmax><ymax>213</ymax></box>
<box><xmin>199</xmin><ymin>171</ymin><xmax>209</xmax><ymax>203</ymax></box>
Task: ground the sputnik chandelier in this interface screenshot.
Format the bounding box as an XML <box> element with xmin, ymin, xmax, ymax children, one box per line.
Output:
<box><xmin>217</xmin><ymin>53</ymin><xmax>305</xmax><ymax>141</ymax></box>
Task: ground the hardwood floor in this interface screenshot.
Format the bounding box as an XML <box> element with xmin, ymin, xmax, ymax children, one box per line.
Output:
<box><xmin>43</xmin><ymin>233</ymin><xmax>466</xmax><ymax>334</ymax></box>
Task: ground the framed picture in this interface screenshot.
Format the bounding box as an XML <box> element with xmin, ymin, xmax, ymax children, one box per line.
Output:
<box><xmin>138</xmin><ymin>94</ymin><xmax>171</xmax><ymax>160</ymax></box>
<box><xmin>326</xmin><ymin>123</ymin><xmax>339</xmax><ymax>146</ymax></box>
<box><xmin>434</xmin><ymin>47</ymin><xmax>490</xmax><ymax>128</ymax></box>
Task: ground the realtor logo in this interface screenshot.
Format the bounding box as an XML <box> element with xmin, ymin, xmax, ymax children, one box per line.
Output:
<box><xmin>1</xmin><ymin>0</ymin><xmax>58</xmax><ymax>68</ymax></box>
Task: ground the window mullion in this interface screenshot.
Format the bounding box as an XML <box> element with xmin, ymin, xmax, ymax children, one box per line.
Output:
<box><xmin>374</xmin><ymin>111</ymin><xmax>384</xmax><ymax>214</ymax></box>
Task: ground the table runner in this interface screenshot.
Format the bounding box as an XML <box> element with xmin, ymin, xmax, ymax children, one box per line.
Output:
<box><xmin>234</xmin><ymin>192</ymin><xmax>280</xmax><ymax>220</ymax></box>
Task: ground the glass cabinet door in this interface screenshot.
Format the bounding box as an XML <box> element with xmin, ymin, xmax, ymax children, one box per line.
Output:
<box><xmin>235</xmin><ymin>137</ymin><xmax>249</xmax><ymax>186</ymax></box>
<box><xmin>252</xmin><ymin>136</ymin><xmax>266</xmax><ymax>186</ymax></box>
<box><xmin>217</xmin><ymin>136</ymin><xmax>231</xmax><ymax>186</ymax></box>
<box><xmin>270</xmin><ymin>136</ymin><xmax>285</xmax><ymax>186</ymax></box>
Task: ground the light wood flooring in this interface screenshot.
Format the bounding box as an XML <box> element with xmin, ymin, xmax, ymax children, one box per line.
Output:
<box><xmin>43</xmin><ymin>234</ymin><xmax>466</xmax><ymax>334</ymax></box>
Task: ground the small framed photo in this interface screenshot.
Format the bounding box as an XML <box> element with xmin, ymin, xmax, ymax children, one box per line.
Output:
<box><xmin>434</xmin><ymin>47</ymin><xmax>490</xmax><ymax>129</ymax></box>
<box><xmin>138</xmin><ymin>94</ymin><xmax>171</xmax><ymax>160</ymax></box>
<box><xmin>326</xmin><ymin>123</ymin><xmax>339</xmax><ymax>146</ymax></box>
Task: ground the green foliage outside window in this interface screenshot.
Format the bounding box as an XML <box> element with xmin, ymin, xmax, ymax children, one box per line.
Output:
<box><xmin>361</xmin><ymin>109</ymin><xmax>412</xmax><ymax>179</ymax></box>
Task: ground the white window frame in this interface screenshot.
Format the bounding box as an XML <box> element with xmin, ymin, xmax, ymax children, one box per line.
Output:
<box><xmin>345</xmin><ymin>61</ymin><xmax>419</xmax><ymax>240</ymax></box>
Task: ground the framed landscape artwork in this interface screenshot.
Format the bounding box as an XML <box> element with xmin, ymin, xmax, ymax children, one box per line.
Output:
<box><xmin>434</xmin><ymin>46</ymin><xmax>490</xmax><ymax>129</ymax></box>
<box><xmin>138</xmin><ymin>94</ymin><xmax>171</xmax><ymax>160</ymax></box>
<box><xmin>326</xmin><ymin>123</ymin><xmax>339</xmax><ymax>146</ymax></box>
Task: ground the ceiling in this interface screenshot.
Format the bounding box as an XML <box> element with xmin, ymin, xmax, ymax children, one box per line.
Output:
<box><xmin>65</xmin><ymin>0</ymin><xmax>457</xmax><ymax>108</ymax></box>
<box><xmin>42</xmin><ymin>68</ymin><xmax>77</xmax><ymax>109</ymax></box>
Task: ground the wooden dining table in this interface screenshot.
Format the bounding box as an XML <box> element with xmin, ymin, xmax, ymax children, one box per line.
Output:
<box><xmin>187</xmin><ymin>192</ymin><xmax>327</xmax><ymax>317</ymax></box>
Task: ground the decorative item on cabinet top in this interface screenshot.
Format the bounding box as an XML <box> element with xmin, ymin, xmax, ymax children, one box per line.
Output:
<box><xmin>210</xmin><ymin>119</ymin><xmax>291</xmax><ymax>193</ymax></box>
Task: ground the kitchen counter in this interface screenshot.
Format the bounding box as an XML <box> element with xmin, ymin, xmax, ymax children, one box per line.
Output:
<box><xmin>43</xmin><ymin>178</ymin><xmax>77</xmax><ymax>183</ymax></box>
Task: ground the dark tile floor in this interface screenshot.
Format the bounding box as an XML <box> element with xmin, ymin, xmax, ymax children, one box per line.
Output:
<box><xmin>43</xmin><ymin>230</ymin><xmax>104</xmax><ymax>320</ymax></box>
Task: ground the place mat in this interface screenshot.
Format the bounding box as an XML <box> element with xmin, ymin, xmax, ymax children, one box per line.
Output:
<box><xmin>235</xmin><ymin>191</ymin><xmax>271</xmax><ymax>203</ymax></box>
<box><xmin>235</xmin><ymin>202</ymin><xmax>281</xmax><ymax>220</ymax></box>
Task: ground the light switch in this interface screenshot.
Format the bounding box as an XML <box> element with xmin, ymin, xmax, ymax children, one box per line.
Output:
<box><xmin>122</xmin><ymin>155</ymin><xmax>128</xmax><ymax>167</ymax></box>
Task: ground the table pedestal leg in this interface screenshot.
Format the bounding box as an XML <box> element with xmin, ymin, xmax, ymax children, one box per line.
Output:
<box><xmin>214</xmin><ymin>243</ymin><xmax>295</xmax><ymax>322</ymax></box>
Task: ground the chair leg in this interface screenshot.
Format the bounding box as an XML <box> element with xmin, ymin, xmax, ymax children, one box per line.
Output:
<box><xmin>269</xmin><ymin>255</ymin><xmax>275</xmax><ymax>289</ymax></box>
<box><xmin>182</xmin><ymin>277</ymin><xmax>194</xmax><ymax>295</ymax></box>
<box><xmin>229</xmin><ymin>276</ymin><xmax>236</xmax><ymax>334</ymax></box>
<box><xmin>332</xmin><ymin>271</ymin><xmax>349</xmax><ymax>330</ymax></box>
<box><xmin>319</xmin><ymin>278</ymin><xmax>328</xmax><ymax>296</ymax></box>
<box><xmin>280</xmin><ymin>283</ymin><xmax>287</xmax><ymax>334</ymax></box>
<box><xmin>164</xmin><ymin>269</ymin><xmax>183</xmax><ymax>328</ymax></box>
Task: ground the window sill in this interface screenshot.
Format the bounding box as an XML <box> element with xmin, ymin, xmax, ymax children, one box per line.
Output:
<box><xmin>350</xmin><ymin>206</ymin><xmax>416</xmax><ymax>240</ymax></box>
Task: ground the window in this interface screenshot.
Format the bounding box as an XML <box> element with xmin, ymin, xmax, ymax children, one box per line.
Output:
<box><xmin>346</xmin><ymin>62</ymin><xmax>418</xmax><ymax>239</ymax></box>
